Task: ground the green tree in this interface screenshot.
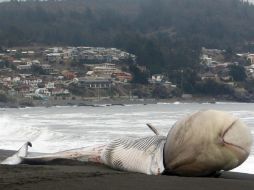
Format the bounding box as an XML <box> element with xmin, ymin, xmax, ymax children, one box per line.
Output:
<box><xmin>224</xmin><ymin>47</ymin><xmax>236</xmax><ymax>61</ymax></box>
<box><xmin>31</xmin><ymin>65</ymin><xmax>47</xmax><ymax>75</ymax></box>
<box><xmin>229</xmin><ymin>64</ymin><xmax>247</xmax><ymax>82</ymax></box>
<box><xmin>129</xmin><ymin>65</ymin><xmax>148</xmax><ymax>84</ymax></box>
<box><xmin>0</xmin><ymin>93</ymin><xmax>9</xmax><ymax>103</ymax></box>
<box><xmin>194</xmin><ymin>80</ymin><xmax>233</xmax><ymax>95</ymax></box>
<box><xmin>0</xmin><ymin>0</ymin><xmax>254</xmax><ymax>77</ymax></box>
<box><xmin>152</xmin><ymin>85</ymin><xmax>171</xmax><ymax>99</ymax></box>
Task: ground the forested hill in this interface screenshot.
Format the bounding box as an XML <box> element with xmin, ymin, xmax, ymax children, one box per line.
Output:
<box><xmin>1</xmin><ymin>0</ymin><xmax>254</xmax><ymax>74</ymax></box>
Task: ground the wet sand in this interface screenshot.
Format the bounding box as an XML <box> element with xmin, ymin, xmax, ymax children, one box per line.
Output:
<box><xmin>1</xmin><ymin>150</ymin><xmax>254</xmax><ymax>190</ymax></box>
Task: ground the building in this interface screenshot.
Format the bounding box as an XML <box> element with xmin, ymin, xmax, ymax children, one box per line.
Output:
<box><xmin>245</xmin><ymin>65</ymin><xmax>254</xmax><ymax>79</ymax></box>
<box><xmin>51</xmin><ymin>88</ymin><xmax>70</xmax><ymax>96</ymax></box>
<box><xmin>86</xmin><ymin>63</ymin><xmax>119</xmax><ymax>77</ymax></box>
<box><xmin>45</xmin><ymin>53</ymin><xmax>63</xmax><ymax>63</ymax></box>
<box><xmin>17</xmin><ymin>85</ymin><xmax>31</xmax><ymax>96</ymax></box>
<box><xmin>201</xmin><ymin>54</ymin><xmax>212</xmax><ymax>66</ymax></box>
<box><xmin>247</xmin><ymin>54</ymin><xmax>254</xmax><ymax>64</ymax></box>
<box><xmin>35</xmin><ymin>88</ymin><xmax>51</xmax><ymax>97</ymax></box>
<box><xmin>150</xmin><ymin>74</ymin><xmax>165</xmax><ymax>83</ymax></box>
<box><xmin>62</xmin><ymin>71</ymin><xmax>76</xmax><ymax>80</ymax></box>
<box><xmin>45</xmin><ymin>82</ymin><xmax>55</xmax><ymax>89</ymax></box>
<box><xmin>237</xmin><ymin>53</ymin><xmax>254</xmax><ymax>65</ymax></box>
<box><xmin>112</xmin><ymin>72</ymin><xmax>132</xmax><ymax>83</ymax></box>
<box><xmin>41</xmin><ymin>64</ymin><xmax>54</xmax><ymax>74</ymax></box>
<box><xmin>199</xmin><ymin>72</ymin><xmax>218</xmax><ymax>81</ymax></box>
<box><xmin>78</xmin><ymin>77</ymin><xmax>112</xmax><ymax>89</ymax></box>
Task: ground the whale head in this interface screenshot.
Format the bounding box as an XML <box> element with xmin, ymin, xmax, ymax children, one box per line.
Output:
<box><xmin>163</xmin><ymin>110</ymin><xmax>253</xmax><ymax>176</ymax></box>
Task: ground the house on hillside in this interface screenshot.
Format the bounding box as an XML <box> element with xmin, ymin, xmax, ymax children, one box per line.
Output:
<box><xmin>41</xmin><ymin>64</ymin><xmax>53</xmax><ymax>74</ymax></box>
<box><xmin>112</xmin><ymin>72</ymin><xmax>132</xmax><ymax>83</ymax></box>
<box><xmin>237</xmin><ymin>53</ymin><xmax>254</xmax><ymax>65</ymax></box>
<box><xmin>51</xmin><ymin>88</ymin><xmax>70</xmax><ymax>96</ymax></box>
<box><xmin>45</xmin><ymin>53</ymin><xmax>64</xmax><ymax>63</ymax></box>
<box><xmin>21</xmin><ymin>78</ymin><xmax>42</xmax><ymax>86</ymax></box>
<box><xmin>245</xmin><ymin>65</ymin><xmax>254</xmax><ymax>79</ymax></box>
<box><xmin>199</xmin><ymin>72</ymin><xmax>218</xmax><ymax>81</ymax></box>
<box><xmin>78</xmin><ymin>77</ymin><xmax>112</xmax><ymax>89</ymax></box>
<box><xmin>35</xmin><ymin>88</ymin><xmax>51</xmax><ymax>97</ymax></box>
<box><xmin>62</xmin><ymin>71</ymin><xmax>76</xmax><ymax>80</ymax></box>
<box><xmin>2</xmin><ymin>77</ymin><xmax>12</xmax><ymax>87</ymax></box>
<box><xmin>201</xmin><ymin>54</ymin><xmax>212</xmax><ymax>66</ymax></box>
<box><xmin>93</xmin><ymin>65</ymin><xmax>117</xmax><ymax>76</ymax></box>
<box><xmin>150</xmin><ymin>74</ymin><xmax>165</xmax><ymax>83</ymax></box>
<box><xmin>17</xmin><ymin>85</ymin><xmax>31</xmax><ymax>96</ymax></box>
<box><xmin>45</xmin><ymin>82</ymin><xmax>55</xmax><ymax>90</ymax></box>
<box><xmin>15</xmin><ymin>59</ymin><xmax>33</xmax><ymax>72</ymax></box>
<box><xmin>247</xmin><ymin>54</ymin><xmax>254</xmax><ymax>64</ymax></box>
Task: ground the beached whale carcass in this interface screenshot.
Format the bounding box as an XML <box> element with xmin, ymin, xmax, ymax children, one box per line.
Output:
<box><xmin>1</xmin><ymin>110</ymin><xmax>253</xmax><ymax>176</ymax></box>
<box><xmin>164</xmin><ymin>110</ymin><xmax>253</xmax><ymax>176</ymax></box>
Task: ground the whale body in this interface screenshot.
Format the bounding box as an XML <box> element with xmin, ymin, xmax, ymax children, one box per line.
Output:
<box><xmin>164</xmin><ymin>110</ymin><xmax>253</xmax><ymax>176</ymax></box>
<box><xmin>1</xmin><ymin>110</ymin><xmax>253</xmax><ymax>176</ymax></box>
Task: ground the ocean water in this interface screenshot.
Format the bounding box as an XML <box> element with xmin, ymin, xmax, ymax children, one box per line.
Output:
<box><xmin>0</xmin><ymin>102</ymin><xmax>254</xmax><ymax>174</ymax></box>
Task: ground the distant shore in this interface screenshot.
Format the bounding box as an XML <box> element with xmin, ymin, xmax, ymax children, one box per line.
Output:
<box><xmin>0</xmin><ymin>95</ymin><xmax>250</xmax><ymax>108</ymax></box>
<box><xmin>1</xmin><ymin>149</ymin><xmax>254</xmax><ymax>190</ymax></box>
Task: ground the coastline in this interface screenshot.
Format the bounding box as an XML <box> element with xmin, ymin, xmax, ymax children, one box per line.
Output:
<box><xmin>0</xmin><ymin>95</ymin><xmax>247</xmax><ymax>108</ymax></box>
<box><xmin>1</xmin><ymin>150</ymin><xmax>254</xmax><ymax>190</ymax></box>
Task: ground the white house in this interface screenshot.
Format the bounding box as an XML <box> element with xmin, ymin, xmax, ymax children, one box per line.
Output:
<box><xmin>45</xmin><ymin>82</ymin><xmax>55</xmax><ymax>89</ymax></box>
<box><xmin>201</xmin><ymin>54</ymin><xmax>212</xmax><ymax>66</ymax></box>
<box><xmin>247</xmin><ymin>54</ymin><xmax>254</xmax><ymax>64</ymax></box>
<box><xmin>35</xmin><ymin>88</ymin><xmax>51</xmax><ymax>97</ymax></box>
<box><xmin>151</xmin><ymin>74</ymin><xmax>165</xmax><ymax>83</ymax></box>
<box><xmin>12</xmin><ymin>77</ymin><xmax>21</xmax><ymax>83</ymax></box>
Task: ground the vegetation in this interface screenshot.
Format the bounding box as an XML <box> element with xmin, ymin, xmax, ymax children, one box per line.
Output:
<box><xmin>194</xmin><ymin>80</ymin><xmax>234</xmax><ymax>95</ymax></box>
<box><xmin>0</xmin><ymin>60</ymin><xmax>9</xmax><ymax>68</ymax></box>
<box><xmin>129</xmin><ymin>65</ymin><xmax>148</xmax><ymax>84</ymax></box>
<box><xmin>68</xmin><ymin>83</ymin><xmax>87</xmax><ymax>96</ymax></box>
<box><xmin>31</xmin><ymin>65</ymin><xmax>47</xmax><ymax>75</ymax></box>
<box><xmin>229</xmin><ymin>64</ymin><xmax>247</xmax><ymax>82</ymax></box>
<box><xmin>0</xmin><ymin>0</ymin><xmax>254</xmax><ymax>98</ymax></box>
<box><xmin>1</xmin><ymin>0</ymin><xmax>254</xmax><ymax>71</ymax></box>
<box><xmin>0</xmin><ymin>92</ymin><xmax>9</xmax><ymax>103</ymax></box>
<box><xmin>152</xmin><ymin>85</ymin><xmax>172</xmax><ymax>99</ymax></box>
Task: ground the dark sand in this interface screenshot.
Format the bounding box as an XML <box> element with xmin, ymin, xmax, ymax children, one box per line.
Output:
<box><xmin>1</xmin><ymin>150</ymin><xmax>254</xmax><ymax>190</ymax></box>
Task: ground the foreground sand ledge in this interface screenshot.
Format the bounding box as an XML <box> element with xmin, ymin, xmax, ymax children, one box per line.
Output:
<box><xmin>0</xmin><ymin>150</ymin><xmax>254</xmax><ymax>190</ymax></box>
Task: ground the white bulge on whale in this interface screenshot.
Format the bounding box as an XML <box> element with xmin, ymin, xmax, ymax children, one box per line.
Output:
<box><xmin>1</xmin><ymin>110</ymin><xmax>253</xmax><ymax>177</ymax></box>
<box><xmin>164</xmin><ymin>110</ymin><xmax>253</xmax><ymax>176</ymax></box>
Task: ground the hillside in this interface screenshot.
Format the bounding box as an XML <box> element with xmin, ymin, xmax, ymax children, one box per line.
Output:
<box><xmin>0</xmin><ymin>0</ymin><xmax>254</xmax><ymax>75</ymax></box>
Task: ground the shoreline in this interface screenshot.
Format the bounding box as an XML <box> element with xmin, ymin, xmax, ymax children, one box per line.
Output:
<box><xmin>0</xmin><ymin>96</ymin><xmax>250</xmax><ymax>109</ymax></box>
<box><xmin>1</xmin><ymin>149</ymin><xmax>254</xmax><ymax>190</ymax></box>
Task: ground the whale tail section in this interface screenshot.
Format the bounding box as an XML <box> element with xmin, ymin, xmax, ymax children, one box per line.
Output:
<box><xmin>1</xmin><ymin>142</ymin><xmax>32</xmax><ymax>165</ymax></box>
<box><xmin>0</xmin><ymin>142</ymin><xmax>107</xmax><ymax>165</ymax></box>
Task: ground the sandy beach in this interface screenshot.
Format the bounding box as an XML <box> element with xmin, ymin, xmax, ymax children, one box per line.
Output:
<box><xmin>0</xmin><ymin>150</ymin><xmax>254</xmax><ymax>190</ymax></box>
